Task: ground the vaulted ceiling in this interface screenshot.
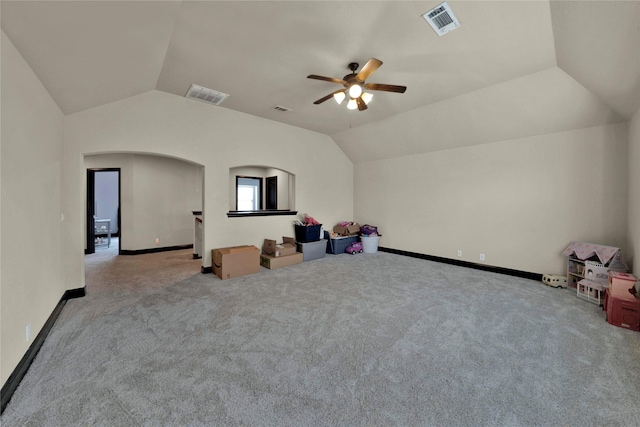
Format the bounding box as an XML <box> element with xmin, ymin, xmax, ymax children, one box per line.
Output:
<box><xmin>2</xmin><ymin>1</ymin><xmax>638</xmax><ymax>163</ymax></box>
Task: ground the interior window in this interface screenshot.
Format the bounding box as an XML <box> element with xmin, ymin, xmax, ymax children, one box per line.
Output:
<box><xmin>228</xmin><ymin>166</ymin><xmax>297</xmax><ymax>217</ymax></box>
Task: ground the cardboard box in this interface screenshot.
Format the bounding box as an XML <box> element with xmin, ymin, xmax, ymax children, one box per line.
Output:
<box><xmin>296</xmin><ymin>239</ymin><xmax>327</xmax><ymax>262</ymax></box>
<box><xmin>333</xmin><ymin>223</ymin><xmax>360</xmax><ymax>236</ymax></box>
<box><xmin>212</xmin><ymin>245</ymin><xmax>260</xmax><ymax>280</ymax></box>
<box><xmin>260</xmin><ymin>252</ymin><xmax>303</xmax><ymax>269</ymax></box>
<box><xmin>262</xmin><ymin>237</ymin><xmax>297</xmax><ymax>257</ymax></box>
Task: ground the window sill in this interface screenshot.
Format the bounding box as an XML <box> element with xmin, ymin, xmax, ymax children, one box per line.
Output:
<box><xmin>227</xmin><ymin>210</ymin><xmax>298</xmax><ymax>218</ymax></box>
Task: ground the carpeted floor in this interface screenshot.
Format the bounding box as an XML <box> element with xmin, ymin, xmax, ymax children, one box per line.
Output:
<box><xmin>2</xmin><ymin>248</ymin><xmax>640</xmax><ymax>426</ymax></box>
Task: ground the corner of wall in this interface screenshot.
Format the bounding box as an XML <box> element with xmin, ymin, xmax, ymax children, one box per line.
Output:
<box><xmin>628</xmin><ymin>108</ymin><xmax>640</xmax><ymax>271</ymax></box>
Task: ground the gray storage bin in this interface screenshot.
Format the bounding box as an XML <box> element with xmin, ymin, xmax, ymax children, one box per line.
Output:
<box><xmin>296</xmin><ymin>239</ymin><xmax>327</xmax><ymax>262</ymax></box>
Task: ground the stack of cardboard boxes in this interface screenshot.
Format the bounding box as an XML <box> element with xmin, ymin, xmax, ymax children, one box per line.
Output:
<box><xmin>210</xmin><ymin>224</ymin><xmax>334</xmax><ymax>280</ymax></box>
<box><xmin>260</xmin><ymin>237</ymin><xmax>304</xmax><ymax>269</ymax></box>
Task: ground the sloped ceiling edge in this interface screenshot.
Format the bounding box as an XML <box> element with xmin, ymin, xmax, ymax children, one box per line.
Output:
<box><xmin>550</xmin><ymin>0</ymin><xmax>640</xmax><ymax>119</ymax></box>
<box><xmin>332</xmin><ymin>66</ymin><xmax>626</xmax><ymax>164</ymax></box>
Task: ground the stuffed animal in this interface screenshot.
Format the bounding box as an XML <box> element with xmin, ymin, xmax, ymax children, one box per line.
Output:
<box><xmin>303</xmin><ymin>214</ymin><xmax>320</xmax><ymax>226</ymax></box>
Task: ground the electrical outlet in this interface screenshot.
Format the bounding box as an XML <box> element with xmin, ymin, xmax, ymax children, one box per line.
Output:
<box><xmin>155</xmin><ymin>237</ymin><xmax>160</xmax><ymax>245</ymax></box>
<box><xmin>26</xmin><ymin>323</ymin><xmax>31</xmax><ymax>342</ymax></box>
<box><xmin>457</xmin><ymin>250</ymin><xmax>462</xmax><ymax>257</ymax></box>
<box><xmin>480</xmin><ymin>254</ymin><xmax>485</xmax><ymax>261</ymax></box>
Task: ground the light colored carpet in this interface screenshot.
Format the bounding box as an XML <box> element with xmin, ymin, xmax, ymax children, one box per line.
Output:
<box><xmin>2</xmin><ymin>248</ymin><xmax>640</xmax><ymax>426</ymax></box>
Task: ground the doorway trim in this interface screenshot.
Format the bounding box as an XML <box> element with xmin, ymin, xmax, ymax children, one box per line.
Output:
<box><xmin>85</xmin><ymin>168</ymin><xmax>121</xmax><ymax>255</ymax></box>
<box><xmin>266</xmin><ymin>176</ymin><xmax>277</xmax><ymax>210</ymax></box>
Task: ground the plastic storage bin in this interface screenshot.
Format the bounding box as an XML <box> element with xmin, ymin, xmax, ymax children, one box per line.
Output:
<box><xmin>324</xmin><ymin>231</ymin><xmax>358</xmax><ymax>254</ymax></box>
<box><xmin>296</xmin><ymin>239</ymin><xmax>327</xmax><ymax>262</ymax></box>
<box><xmin>294</xmin><ymin>224</ymin><xmax>322</xmax><ymax>243</ymax></box>
<box><xmin>360</xmin><ymin>235</ymin><xmax>380</xmax><ymax>253</ymax></box>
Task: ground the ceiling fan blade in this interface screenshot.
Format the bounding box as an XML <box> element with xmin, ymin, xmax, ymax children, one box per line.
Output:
<box><xmin>356</xmin><ymin>58</ymin><xmax>383</xmax><ymax>81</ymax></box>
<box><xmin>364</xmin><ymin>83</ymin><xmax>407</xmax><ymax>93</ymax></box>
<box><xmin>307</xmin><ymin>75</ymin><xmax>346</xmax><ymax>85</ymax></box>
<box><xmin>356</xmin><ymin>96</ymin><xmax>368</xmax><ymax>111</ymax></box>
<box><xmin>313</xmin><ymin>89</ymin><xmax>345</xmax><ymax>105</ymax></box>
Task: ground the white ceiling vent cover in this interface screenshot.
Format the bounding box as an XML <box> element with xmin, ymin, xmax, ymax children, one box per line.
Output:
<box><xmin>185</xmin><ymin>84</ymin><xmax>229</xmax><ymax>106</ymax></box>
<box><xmin>423</xmin><ymin>2</ymin><xmax>460</xmax><ymax>36</ymax></box>
<box><xmin>273</xmin><ymin>105</ymin><xmax>292</xmax><ymax>112</ymax></box>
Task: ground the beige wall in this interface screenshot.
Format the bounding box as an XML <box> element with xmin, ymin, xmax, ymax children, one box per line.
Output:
<box><xmin>354</xmin><ymin>123</ymin><xmax>629</xmax><ymax>275</ymax></box>
<box><xmin>84</xmin><ymin>153</ymin><xmax>203</xmax><ymax>251</ymax></box>
<box><xmin>132</xmin><ymin>154</ymin><xmax>202</xmax><ymax>250</ymax></box>
<box><xmin>1</xmin><ymin>32</ymin><xmax>66</xmax><ymax>385</ymax></box>
<box><xmin>629</xmin><ymin>109</ymin><xmax>640</xmax><ymax>271</ymax></box>
<box><xmin>64</xmin><ymin>90</ymin><xmax>353</xmax><ymax>285</ymax></box>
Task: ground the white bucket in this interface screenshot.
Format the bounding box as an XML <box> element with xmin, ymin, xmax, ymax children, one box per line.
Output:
<box><xmin>361</xmin><ymin>236</ymin><xmax>380</xmax><ymax>253</ymax></box>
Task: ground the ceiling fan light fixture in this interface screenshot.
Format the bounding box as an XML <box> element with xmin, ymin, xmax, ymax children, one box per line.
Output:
<box><xmin>308</xmin><ymin>58</ymin><xmax>406</xmax><ymax>110</ymax></box>
<box><xmin>348</xmin><ymin>83</ymin><xmax>363</xmax><ymax>98</ymax></box>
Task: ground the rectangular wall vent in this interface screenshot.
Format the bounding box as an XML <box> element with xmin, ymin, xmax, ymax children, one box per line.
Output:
<box><xmin>273</xmin><ymin>105</ymin><xmax>292</xmax><ymax>112</ymax></box>
<box><xmin>185</xmin><ymin>84</ymin><xmax>229</xmax><ymax>106</ymax></box>
<box><xmin>423</xmin><ymin>2</ymin><xmax>460</xmax><ymax>36</ymax></box>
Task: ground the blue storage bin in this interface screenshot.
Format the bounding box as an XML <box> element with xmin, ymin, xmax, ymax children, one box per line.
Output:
<box><xmin>294</xmin><ymin>224</ymin><xmax>322</xmax><ymax>243</ymax></box>
<box><xmin>324</xmin><ymin>231</ymin><xmax>358</xmax><ymax>254</ymax></box>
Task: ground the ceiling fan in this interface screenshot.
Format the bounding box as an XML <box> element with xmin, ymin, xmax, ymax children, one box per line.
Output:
<box><xmin>307</xmin><ymin>58</ymin><xmax>407</xmax><ymax>111</ymax></box>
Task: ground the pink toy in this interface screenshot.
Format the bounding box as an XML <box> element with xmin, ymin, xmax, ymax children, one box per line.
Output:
<box><xmin>303</xmin><ymin>214</ymin><xmax>320</xmax><ymax>226</ymax></box>
<box><xmin>346</xmin><ymin>241</ymin><xmax>363</xmax><ymax>255</ymax></box>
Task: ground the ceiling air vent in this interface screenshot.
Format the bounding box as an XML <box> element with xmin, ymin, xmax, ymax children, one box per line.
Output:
<box><xmin>272</xmin><ymin>105</ymin><xmax>292</xmax><ymax>113</ymax></box>
<box><xmin>185</xmin><ymin>84</ymin><xmax>229</xmax><ymax>106</ymax></box>
<box><xmin>423</xmin><ymin>2</ymin><xmax>460</xmax><ymax>36</ymax></box>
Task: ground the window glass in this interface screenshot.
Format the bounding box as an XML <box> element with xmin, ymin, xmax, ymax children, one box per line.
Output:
<box><xmin>236</xmin><ymin>177</ymin><xmax>261</xmax><ymax>210</ymax></box>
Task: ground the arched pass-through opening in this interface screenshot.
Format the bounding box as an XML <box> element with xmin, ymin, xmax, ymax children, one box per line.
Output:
<box><xmin>83</xmin><ymin>153</ymin><xmax>205</xmax><ymax>283</ymax></box>
<box><xmin>228</xmin><ymin>165</ymin><xmax>297</xmax><ymax>217</ymax></box>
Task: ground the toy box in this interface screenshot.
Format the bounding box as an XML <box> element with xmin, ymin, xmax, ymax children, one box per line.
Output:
<box><xmin>608</xmin><ymin>272</ymin><xmax>638</xmax><ymax>290</ymax></box>
<box><xmin>605</xmin><ymin>286</ymin><xmax>640</xmax><ymax>331</ymax></box>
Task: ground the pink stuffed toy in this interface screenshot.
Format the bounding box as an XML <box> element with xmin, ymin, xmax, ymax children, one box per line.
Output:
<box><xmin>303</xmin><ymin>214</ymin><xmax>320</xmax><ymax>226</ymax></box>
